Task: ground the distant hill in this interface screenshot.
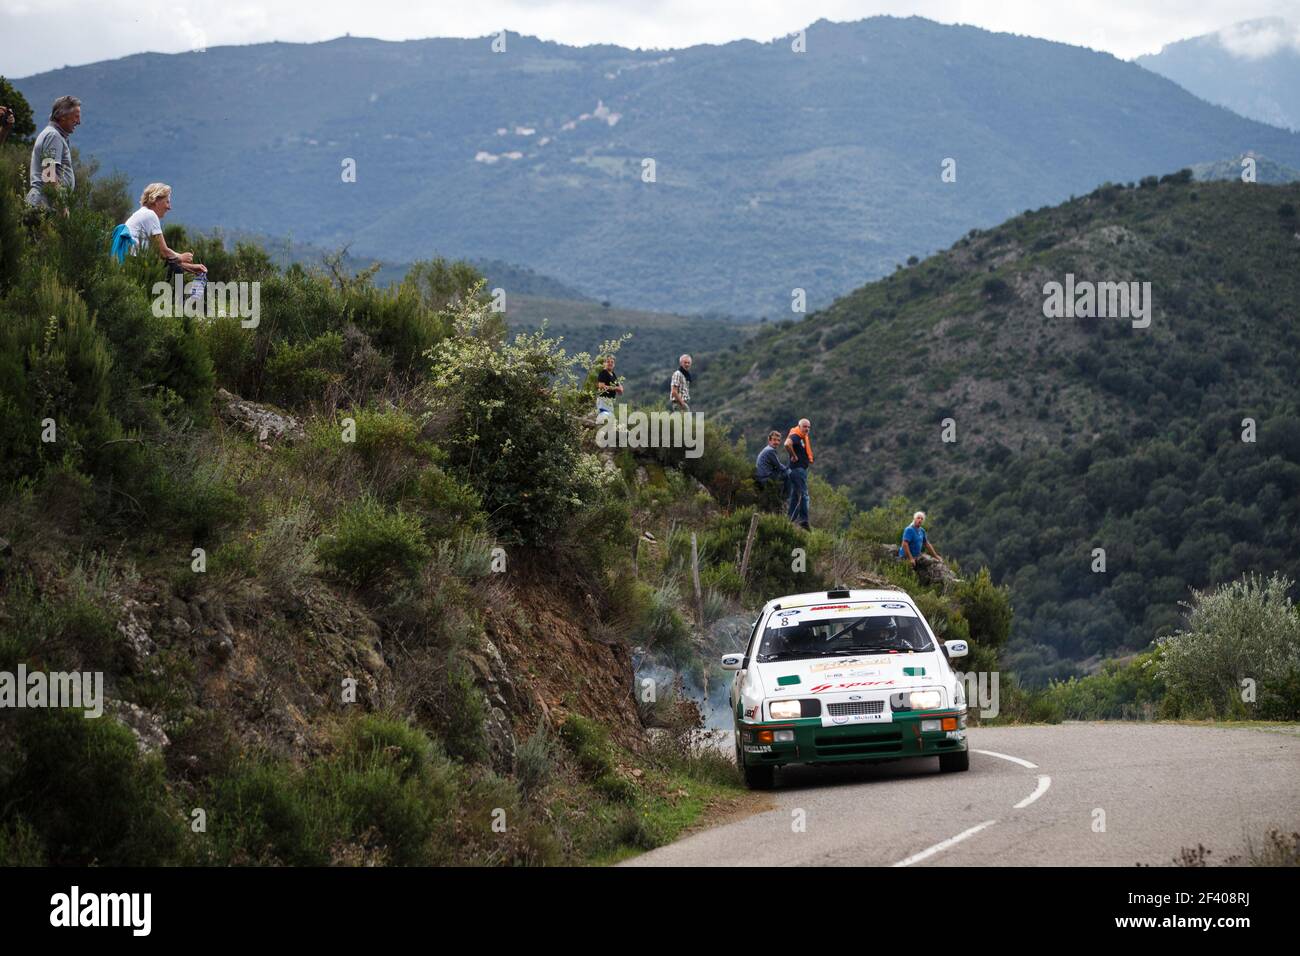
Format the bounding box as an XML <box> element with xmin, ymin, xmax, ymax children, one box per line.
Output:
<box><xmin>503</xmin><ymin>295</ymin><xmax>756</xmax><ymax>391</ymax></box>
<box><xmin>212</xmin><ymin>232</ymin><xmax>592</xmax><ymax>298</ymax></box>
<box><xmin>706</xmin><ymin>174</ymin><xmax>1300</xmax><ymax>683</ymax></box>
<box><xmin>1191</xmin><ymin>153</ymin><xmax>1300</xmax><ymax>184</ymax></box>
<box><xmin>1137</xmin><ymin>18</ymin><xmax>1300</xmax><ymax>132</ymax></box>
<box><xmin>16</xmin><ymin>16</ymin><xmax>1300</xmax><ymax>315</ymax></box>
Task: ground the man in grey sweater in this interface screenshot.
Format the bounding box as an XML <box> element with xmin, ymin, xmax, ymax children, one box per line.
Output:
<box><xmin>27</xmin><ymin>95</ymin><xmax>80</xmax><ymax>211</ymax></box>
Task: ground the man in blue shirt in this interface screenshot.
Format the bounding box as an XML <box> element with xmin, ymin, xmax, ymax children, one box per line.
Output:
<box><xmin>754</xmin><ymin>430</ymin><xmax>789</xmax><ymax>511</ymax></box>
<box><xmin>899</xmin><ymin>511</ymin><xmax>942</xmax><ymax>568</ymax></box>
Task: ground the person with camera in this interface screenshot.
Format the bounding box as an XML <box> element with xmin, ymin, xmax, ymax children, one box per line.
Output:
<box><xmin>0</xmin><ymin>104</ymin><xmax>15</xmax><ymax>145</ymax></box>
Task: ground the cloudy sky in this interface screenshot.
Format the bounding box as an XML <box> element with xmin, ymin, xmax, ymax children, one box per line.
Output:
<box><xmin>5</xmin><ymin>0</ymin><xmax>1299</xmax><ymax>77</ymax></box>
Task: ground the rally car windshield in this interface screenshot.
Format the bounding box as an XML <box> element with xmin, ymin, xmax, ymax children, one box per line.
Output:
<box><xmin>756</xmin><ymin>613</ymin><xmax>933</xmax><ymax>661</ymax></box>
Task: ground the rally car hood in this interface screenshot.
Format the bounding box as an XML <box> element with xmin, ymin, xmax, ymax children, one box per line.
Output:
<box><xmin>752</xmin><ymin>651</ymin><xmax>946</xmax><ymax>699</ymax></box>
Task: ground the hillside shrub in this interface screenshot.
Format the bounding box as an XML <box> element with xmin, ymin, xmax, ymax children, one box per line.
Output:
<box><xmin>1156</xmin><ymin>573</ymin><xmax>1300</xmax><ymax>719</ymax></box>
<box><xmin>316</xmin><ymin>496</ymin><xmax>431</xmax><ymax>586</ymax></box>
<box><xmin>429</xmin><ymin>298</ymin><xmax>611</xmax><ymax>546</ymax></box>
<box><xmin>0</xmin><ymin>710</ymin><xmax>185</xmax><ymax>865</ymax></box>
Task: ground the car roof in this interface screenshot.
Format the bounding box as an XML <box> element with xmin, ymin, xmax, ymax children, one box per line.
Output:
<box><xmin>763</xmin><ymin>589</ymin><xmax>913</xmax><ymax>612</ymax></box>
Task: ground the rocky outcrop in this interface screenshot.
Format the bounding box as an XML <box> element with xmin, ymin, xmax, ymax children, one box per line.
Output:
<box><xmin>873</xmin><ymin>546</ymin><xmax>960</xmax><ymax>592</ymax></box>
<box><xmin>106</xmin><ymin>700</ymin><xmax>170</xmax><ymax>755</ymax></box>
<box><xmin>216</xmin><ymin>388</ymin><xmax>305</xmax><ymax>444</ymax></box>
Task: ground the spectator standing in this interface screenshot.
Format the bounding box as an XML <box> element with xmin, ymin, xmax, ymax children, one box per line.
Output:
<box><xmin>595</xmin><ymin>355</ymin><xmax>623</xmax><ymax>419</ymax></box>
<box><xmin>785</xmin><ymin>418</ymin><xmax>813</xmax><ymax>530</ymax></box>
<box><xmin>669</xmin><ymin>354</ymin><xmax>692</xmax><ymax>411</ymax></box>
<box><xmin>27</xmin><ymin>95</ymin><xmax>80</xmax><ymax>210</ymax></box>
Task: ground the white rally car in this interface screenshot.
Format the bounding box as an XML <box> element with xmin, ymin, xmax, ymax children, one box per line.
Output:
<box><xmin>722</xmin><ymin>588</ymin><xmax>970</xmax><ymax>789</ymax></box>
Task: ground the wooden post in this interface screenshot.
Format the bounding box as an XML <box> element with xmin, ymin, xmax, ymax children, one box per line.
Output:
<box><xmin>738</xmin><ymin>512</ymin><xmax>760</xmax><ymax>583</ymax></box>
<box><xmin>632</xmin><ymin>535</ymin><xmax>639</xmax><ymax>577</ymax></box>
<box><xmin>690</xmin><ymin>532</ymin><xmax>703</xmax><ymax>624</ymax></box>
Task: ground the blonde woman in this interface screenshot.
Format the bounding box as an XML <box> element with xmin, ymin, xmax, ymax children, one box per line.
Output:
<box><xmin>111</xmin><ymin>183</ymin><xmax>207</xmax><ymax>279</ymax></box>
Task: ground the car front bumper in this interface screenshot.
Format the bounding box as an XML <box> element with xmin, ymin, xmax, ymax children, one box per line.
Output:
<box><xmin>737</xmin><ymin>709</ymin><xmax>968</xmax><ymax>767</ymax></box>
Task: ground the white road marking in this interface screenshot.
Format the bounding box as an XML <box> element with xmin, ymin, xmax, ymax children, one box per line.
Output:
<box><xmin>973</xmin><ymin>748</ymin><xmax>1038</xmax><ymax>769</ymax></box>
<box><xmin>892</xmin><ymin>820</ymin><xmax>997</xmax><ymax>867</ymax></box>
<box><xmin>1014</xmin><ymin>774</ymin><xmax>1052</xmax><ymax>809</ymax></box>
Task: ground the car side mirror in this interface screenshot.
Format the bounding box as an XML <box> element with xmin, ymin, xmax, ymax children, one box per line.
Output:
<box><xmin>720</xmin><ymin>653</ymin><xmax>744</xmax><ymax>671</ymax></box>
<box><xmin>944</xmin><ymin>640</ymin><xmax>968</xmax><ymax>659</ymax></box>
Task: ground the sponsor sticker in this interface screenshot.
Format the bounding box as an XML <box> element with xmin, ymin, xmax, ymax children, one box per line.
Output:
<box><xmin>813</xmin><ymin>669</ymin><xmax>882</xmax><ymax>680</ymax></box>
<box><xmin>823</xmin><ymin>711</ymin><xmax>891</xmax><ymax>726</ymax></box>
<box><xmin>808</xmin><ymin>680</ymin><xmax>897</xmax><ymax>694</ymax></box>
<box><xmin>809</xmin><ymin>658</ymin><xmax>864</xmax><ymax>671</ymax></box>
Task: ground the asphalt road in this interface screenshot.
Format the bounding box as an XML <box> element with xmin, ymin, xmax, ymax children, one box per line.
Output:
<box><xmin>623</xmin><ymin>722</ymin><xmax>1300</xmax><ymax>866</ymax></box>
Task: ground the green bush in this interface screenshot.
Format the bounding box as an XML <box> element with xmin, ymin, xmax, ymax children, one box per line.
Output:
<box><xmin>206</xmin><ymin>715</ymin><xmax>463</xmax><ymax>866</ymax></box>
<box><xmin>1156</xmin><ymin>573</ymin><xmax>1300</xmax><ymax>720</ymax></box>
<box><xmin>198</xmin><ymin>315</ymin><xmax>257</xmax><ymax>392</ymax></box>
<box><xmin>416</xmin><ymin>464</ymin><xmax>484</xmax><ymax>537</ymax></box>
<box><xmin>674</xmin><ymin>422</ymin><xmax>759</xmax><ymax>511</ymax></box>
<box><xmin>208</xmin><ymin>761</ymin><xmax>329</xmax><ymax>865</ymax></box>
<box><xmin>1044</xmin><ymin>648</ymin><xmax>1166</xmax><ymax>719</ymax></box>
<box><xmin>702</xmin><ymin>508</ymin><xmax>823</xmax><ymax>600</ymax></box>
<box><xmin>264</xmin><ymin>332</ymin><xmax>344</xmax><ymax>406</ymax></box>
<box><xmin>631</xmin><ymin>578</ymin><xmax>693</xmax><ymax>662</ymax></box>
<box><xmin>0</xmin><ymin>710</ymin><xmax>185</xmax><ymax>865</ymax></box>
<box><xmin>0</xmin><ymin>818</ymin><xmax>45</xmax><ymax>866</ymax></box>
<box><xmin>558</xmin><ymin>714</ymin><xmax>615</xmax><ymax>778</ymax></box>
<box><xmin>701</xmin><ymin>561</ymin><xmax>743</xmax><ymax>598</ymax></box>
<box><xmin>0</xmin><ymin>274</ymin><xmax>115</xmax><ymax>480</ymax></box>
<box><xmin>0</xmin><ymin>165</ymin><xmax>24</xmax><ymax>294</ymax></box>
<box><xmin>435</xmin><ymin>665</ymin><xmax>491</xmax><ymax>764</ymax></box>
<box><xmin>515</xmin><ymin>724</ymin><xmax>557</xmax><ymax>800</ymax></box>
<box><xmin>138</xmin><ymin>442</ymin><xmax>246</xmax><ymax>542</ymax></box>
<box><xmin>347</xmin><ymin>283</ymin><xmax>449</xmax><ymax>376</ymax></box>
<box><xmin>957</xmin><ymin>567</ymin><xmax>1013</xmax><ymax>652</ymax></box>
<box><xmin>316</xmin><ymin>496</ymin><xmax>431</xmax><ymax>586</ymax></box>
<box><xmin>429</xmin><ymin>299</ymin><xmax>611</xmax><ymax>546</ymax></box>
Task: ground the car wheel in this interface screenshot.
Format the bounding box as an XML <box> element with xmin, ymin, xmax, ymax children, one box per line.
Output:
<box><xmin>743</xmin><ymin>761</ymin><xmax>776</xmax><ymax>790</ymax></box>
<box><xmin>939</xmin><ymin>749</ymin><xmax>970</xmax><ymax>773</ymax></box>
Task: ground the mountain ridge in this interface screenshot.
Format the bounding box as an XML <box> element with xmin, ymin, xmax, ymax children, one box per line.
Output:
<box><xmin>706</xmin><ymin>173</ymin><xmax>1300</xmax><ymax>681</ymax></box>
<box><xmin>16</xmin><ymin>15</ymin><xmax>1300</xmax><ymax>315</ymax></box>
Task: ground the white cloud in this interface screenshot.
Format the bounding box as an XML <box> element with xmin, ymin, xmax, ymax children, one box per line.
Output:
<box><xmin>1215</xmin><ymin>17</ymin><xmax>1300</xmax><ymax>59</ymax></box>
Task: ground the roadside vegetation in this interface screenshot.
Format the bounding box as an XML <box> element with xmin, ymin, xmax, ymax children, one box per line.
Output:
<box><xmin>1</xmin><ymin>105</ymin><xmax>1290</xmax><ymax>866</ymax></box>
<box><xmin>0</xmin><ymin>139</ymin><xmax>1013</xmax><ymax>865</ymax></box>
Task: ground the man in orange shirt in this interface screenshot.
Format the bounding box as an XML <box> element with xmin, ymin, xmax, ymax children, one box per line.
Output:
<box><xmin>784</xmin><ymin>419</ymin><xmax>813</xmax><ymax>530</ymax></box>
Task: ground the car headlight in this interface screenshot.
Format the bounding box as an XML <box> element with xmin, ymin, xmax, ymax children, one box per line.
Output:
<box><xmin>907</xmin><ymin>690</ymin><xmax>944</xmax><ymax>710</ymax></box>
<box><xmin>768</xmin><ymin>700</ymin><xmax>801</xmax><ymax>720</ymax></box>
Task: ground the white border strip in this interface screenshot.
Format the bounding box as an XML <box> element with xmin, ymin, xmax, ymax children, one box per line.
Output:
<box><xmin>1014</xmin><ymin>775</ymin><xmax>1052</xmax><ymax>809</ymax></box>
<box><xmin>973</xmin><ymin>748</ymin><xmax>1038</xmax><ymax>769</ymax></box>
<box><xmin>893</xmin><ymin>820</ymin><xmax>997</xmax><ymax>867</ymax></box>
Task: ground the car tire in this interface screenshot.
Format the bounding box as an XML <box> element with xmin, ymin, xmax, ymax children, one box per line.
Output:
<box><xmin>939</xmin><ymin>749</ymin><xmax>970</xmax><ymax>773</ymax></box>
<box><xmin>743</xmin><ymin>762</ymin><xmax>776</xmax><ymax>789</ymax></box>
